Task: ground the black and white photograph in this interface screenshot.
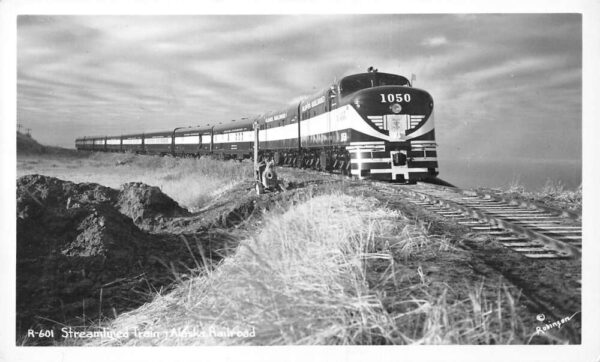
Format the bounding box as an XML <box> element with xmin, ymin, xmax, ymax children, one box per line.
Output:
<box><xmin>1</xmin><ymin>0</ymin><xmax>599</xmax><ymax>361</ymax></box>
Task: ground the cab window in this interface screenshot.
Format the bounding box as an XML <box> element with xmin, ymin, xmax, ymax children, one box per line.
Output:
<box><xmin>339</xmin><ymin>73</ymin><xmax>410</xmax><ymax>97</ymax></box>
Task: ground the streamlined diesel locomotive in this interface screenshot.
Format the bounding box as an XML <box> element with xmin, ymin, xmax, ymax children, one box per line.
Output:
<box><xmin>76</xmin><ymin>68</ymin><xmax>438</xmax><ymax>182</ymax></box>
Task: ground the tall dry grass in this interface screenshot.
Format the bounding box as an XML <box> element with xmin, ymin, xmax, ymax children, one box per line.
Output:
<box><xmin>506</xmin><ymin>178</ymin><xmax>581</xmax><ymax>208</ymax></box>
<box><xmin>17</xmin><ymin>152</ymin><xmax>253</xmax><ymax>210</ymax></box>
<box><xmin>82</xmin><ymin>193</ymin><xmax>527</xmax><ymax>346</ymax></box>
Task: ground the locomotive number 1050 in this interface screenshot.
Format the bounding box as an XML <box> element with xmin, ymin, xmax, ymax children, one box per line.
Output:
<box><xmin>379</xmin><ymin>93</ymin><xmax>411</xmax><ymax>103</ymax></box>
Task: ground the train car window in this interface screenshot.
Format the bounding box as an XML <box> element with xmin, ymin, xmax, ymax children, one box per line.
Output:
<box><xmin>340</xmin><ymin>76</ymin><xmax>372</xmax><ymax>96</ymax></box>
<box><xmin>377</xmin><ymin>74</ymin><xmax>410</xmax><ymax>87</ymax></box>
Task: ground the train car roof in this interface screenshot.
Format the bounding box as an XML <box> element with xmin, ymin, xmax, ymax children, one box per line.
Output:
<box><xmin>144</xmin><ymin>130</ymin><xmax>172</xmax><ymax>137</ymax></box>
<box><xmin>173</xmin><ymin>126</ymin><xmax>212</xmax><ymax>135</ymax></box>
<box><xmin>121</xmin><ymin>133</ymin><xmax>144</xmax><ymax>138</ymax></box>
<box><xmin>212</xmin><ymin>117</ymin><xmax>257</xmax><ymax>133</ymax></box>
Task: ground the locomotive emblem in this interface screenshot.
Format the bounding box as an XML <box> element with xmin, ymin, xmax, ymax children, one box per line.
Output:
<box><xmin>387</xmin><ymin>115</ymin><xmax>409</xmax><ymax>141</ymax></box>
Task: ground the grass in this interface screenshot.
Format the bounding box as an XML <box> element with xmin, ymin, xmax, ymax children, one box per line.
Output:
<box><xmin>505</xmin><ymin>178</ymin><xmax>582</xmax><ymax>209</ymax></box>
<box><xmin>17</xmin><ymin>152</ymin><xmax>253</xmax><ymax>210</ymax></box>
<box><xmin>401</xmin><ymin>282</ymin><xmax>525</xmax><ymax>344</ymax></box>
<box><xmin>16</xmin><ymin>142</ymin><xmax>538</xmax><ymax>345</ymax></box>
<box><xmin>77</xmin><ymin>192</ymin><xmax>528</xmax><ymax>346</ymax></box>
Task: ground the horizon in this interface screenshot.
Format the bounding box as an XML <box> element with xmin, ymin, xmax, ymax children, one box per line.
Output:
<box><xmin>17</xmin><ymin>14</ymin><xmax>582</xmax><ymax>189</ymax></box>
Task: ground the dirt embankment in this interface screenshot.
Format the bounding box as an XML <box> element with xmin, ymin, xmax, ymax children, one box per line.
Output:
<box><xmin>17</xmin><ymin>168</ymin><xmax>581</xmax><ymax>345</ymax></box>
<box><xmin>16</xmin><ymin>175</ymin><xmax>258</xmax><ymax>344</ymax></box>
<box><xmin>16</xmin><ymin>173</ymin><xmax>330</xmax><ymax>345</ymax></box>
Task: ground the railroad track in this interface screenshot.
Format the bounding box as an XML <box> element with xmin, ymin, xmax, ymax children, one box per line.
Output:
<box><xmin>374</xmin><ymin>182</ymin><xmax>582</xmax><ymax>260</ymax></box>
<box><xmin>278</xmin><ymin>167</ymin><xmax>582</xmax><ymax>261</ymax></box>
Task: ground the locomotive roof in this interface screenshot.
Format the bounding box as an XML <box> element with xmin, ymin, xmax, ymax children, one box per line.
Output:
<box><xmin>339</xmin><ymin>72</ymin><xmax>411</xmax><ymax>90</ymax></box>
<box><xmin>340</xmin><ymin>71</ymin><xmax>409</xmax><ymax>81</ymax></box>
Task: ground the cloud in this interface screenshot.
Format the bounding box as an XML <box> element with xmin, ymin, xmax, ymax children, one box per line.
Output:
<box><xmin>421</xmin><ymin>36</ymin><xmax>448</xmax><ymax>47</ymax></box>
<box><xmin>17</xmin><ymin>14</ymin><xmax>581</xmax><ymax>187</ymax></box>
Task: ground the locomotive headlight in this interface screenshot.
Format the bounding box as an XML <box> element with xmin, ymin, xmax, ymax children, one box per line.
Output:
<box><xmin>390</xmin><ymin>103</ymin><xmax>402</xmax><ymax>114</ymax></box>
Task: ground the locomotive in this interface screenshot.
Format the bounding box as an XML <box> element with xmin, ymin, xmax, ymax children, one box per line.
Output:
<box><xmin>76</xmin><ymin>68</ymin><xmax>439</xmax><ymax>182</ymax></box>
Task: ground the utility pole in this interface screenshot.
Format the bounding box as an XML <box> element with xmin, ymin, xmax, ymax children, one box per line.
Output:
<box><xmin>254</xmin><ymin>121</ymin><xmax>262</xmax><ymax>194</ymax></box>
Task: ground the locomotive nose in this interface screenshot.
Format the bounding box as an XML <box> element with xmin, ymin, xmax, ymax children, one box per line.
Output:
<box><xmin>351</xmin><ymin>86</ymin><xmax>433</xmax><ymax>116</ymax></box>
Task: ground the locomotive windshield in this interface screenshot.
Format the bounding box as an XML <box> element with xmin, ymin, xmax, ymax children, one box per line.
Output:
<box><xmin>339</xmin><ymin>73</ymin><xmax>410</xmax><ymax>97</ymax></box>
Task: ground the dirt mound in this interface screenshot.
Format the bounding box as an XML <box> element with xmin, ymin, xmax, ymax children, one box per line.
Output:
<box><xmin>17</xmin><ymin>174</ymin><xmax>118</xmax><ymax>218</ymax></box>
<box><xmin>116</xmin><ymin>182</ymin><xmax>190</xmax><ymax>231</ymax></box>
<box><xmin>16</xmin><ymin>175</ymin><xmax>207</xmax><ymax>344</ymax></box>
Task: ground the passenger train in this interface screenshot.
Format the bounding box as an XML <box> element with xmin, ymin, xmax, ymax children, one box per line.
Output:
<box><xmin>76</xmin><ymin>68</ymin><xmax>439</xmax><ymax>182</ymax></box>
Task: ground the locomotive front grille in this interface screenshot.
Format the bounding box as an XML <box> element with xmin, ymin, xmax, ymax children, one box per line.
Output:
<box><xmin>367</xmin><ymin>115</ymin><xmax>385</xmax><ymax>128</ymax></box>
<box><xmin>367</xmin><ymin>115</ymin><xmax>424</xmax><ymax>132</ymax></box>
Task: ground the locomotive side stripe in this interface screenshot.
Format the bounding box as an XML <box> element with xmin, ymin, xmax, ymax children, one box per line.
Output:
<box><xmin>411</xmin><ymin>157</ymin><xmax>438</xmax><ymax>162</ymax></box>
<box><xmin>349</xmin><ymin>141</ymin><xmax>385</xmax><ymax>145</ymax></box>
<box><xmin>347</xmin><ymin>147</ymin><xmax>386</xmax><ymax>150</ymax></box>
<box><xmin>371</xmin><ymin>167</ymin><xmax>433</xmax><ymax>174</ymax></box>
<box><xmin>350</xmin><ymin>151</ymin><xmax>389</xmax><ymax>159</ymax></box>
<box><xmin>350</xmin><ymin>158</ymin><xmax>391</xmax><ymax>164</ymax></box>
<box><xmin>209</xmin><ymin>105</ymin><xmax>435</xmax><ymax>151</ymax></box>
<box><xmin>296</xmin><ymin>105</ymin><xmax>400</xmax><ymax>144</ymax></box>
<box><xmin>411</xmin><ymin>140</ymin><xmax>436</xmax><ymax>143</ymax></box>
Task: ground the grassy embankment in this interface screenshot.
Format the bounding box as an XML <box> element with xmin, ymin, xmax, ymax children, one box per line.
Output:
<box><xmin>500</xmin><ymin>179</ymin><xmax>582</xmax><ymax>211</ymax></box>
<box><xmin>18</xmin><ymin>151</ymin><xmax>253</xmax><ymax>211</ymax></box>
<box><xmin>81</xmin><ymin>193</ymin><xmax>528</xmax><ymax>346</ymax></box>
<box><xmin>508</xmin><ymin>179</ymin><xmax>582</xmax><ymax>205</ymax></box>
<box><xmin>19</xmin><ymin>135</ymin><xmax>577</xmax><ymax>344</ymax></box>
<box><xmin>17</xmin><ymin>131</ymin><xmax>253</xmax><ymax>210</ymax></box>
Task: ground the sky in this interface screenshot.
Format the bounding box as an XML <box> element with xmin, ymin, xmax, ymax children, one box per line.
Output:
<box><xmin>16</xmin><ymin>14</ymin><xmax>582</xmax><ymax>188</ymax></box>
